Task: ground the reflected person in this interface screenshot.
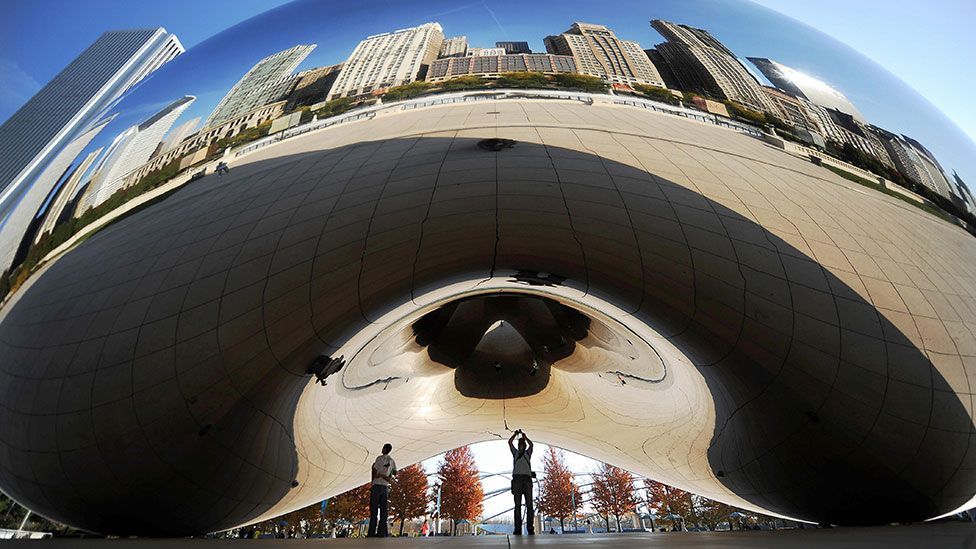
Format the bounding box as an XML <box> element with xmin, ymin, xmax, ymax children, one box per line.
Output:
<box><xmin>509</xmin><ymin>429</ymin><xmax>535</xmax><ymax>535</ymax></box>
<box><xmin>367</xmin><ymin>443</ymin><xmax>397</xmax><ymax>538</ymax></box>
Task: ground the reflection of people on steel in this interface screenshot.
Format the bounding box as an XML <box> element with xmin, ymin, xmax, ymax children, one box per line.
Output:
<box><xmin>367</xmin><ymin>443</ymin><xmax>397</xmax><ymax>538</ymax></box>
<box><xmin>215</xmin><ymin>161</ymin><xmax>230</xmax><ymax>176</ymax></box>
<box><xmin>509</xmin><ymin>429</ymin><xmax>535</xmax><ymax>535</ymax></box>
<box><xmin>420</xmin><ymin>519</ymin><xmax>430</xmax><ymax>537</ymax></box>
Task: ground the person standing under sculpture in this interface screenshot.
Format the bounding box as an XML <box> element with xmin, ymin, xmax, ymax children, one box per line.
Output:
<box><xmin>367</xmin><ymin>443</ymin><xmax>397</xmax><ymax>537</ymax></box>
<box><xmin>509</xmin><ymin>429</ymin><xmax>535</xmax><ymax>535</ymax></box>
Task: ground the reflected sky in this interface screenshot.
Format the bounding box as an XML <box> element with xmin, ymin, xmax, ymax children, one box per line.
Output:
<box><xmin>51</xmin><ymin>0</ymin><xmax>976</xmax><ymax>203</ymax></box>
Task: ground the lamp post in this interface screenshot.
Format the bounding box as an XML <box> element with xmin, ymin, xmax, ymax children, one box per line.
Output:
<box><xmin>434</xmin><ymin>483</ymin><xmax>442</xmax><ymax>536</ymax></box>
<box><xmin>571</xmin><ymin>488</ymin><xmax>578</xmax><ymax>533</ymax></box>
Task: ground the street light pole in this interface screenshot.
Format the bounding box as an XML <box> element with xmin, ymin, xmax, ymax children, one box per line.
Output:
<box><xmin>435</xmin><ymin>483</ymin><xmax>442</xmax><ymax>536</ymax></box>
<box><xmin>571</xmin><ymin>488</ymin><xmax>577</xmax><ymax>532</ymax></box>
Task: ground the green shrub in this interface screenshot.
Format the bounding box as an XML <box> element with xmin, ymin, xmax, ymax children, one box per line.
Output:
<box><xmin>382</xmin><ymin>81</ymin><xmax>433</xmax><ymax>101</ymax></box>
<box><xmin>496</xmin><ymin>72</ymin><xmax>550</xmax><ymax>89</ymax></box>
<box><xmin>439</xmin><ymin>75</ymin><xmax>489</xmax><ymax>91</ymax></box>
<box><xmin>313</xmin><ymin>97</ymin><xmax>357</xmax><ymax>118</ymax></box>
<box><xmin>634</xmin><ymin>84</ymin><xmax>680</xmax><ymax>105</ymax></box>
<box><xmin>552</xmin><ymin>73</ymin><xmax>608</xmax><ymax>93</ymax></box>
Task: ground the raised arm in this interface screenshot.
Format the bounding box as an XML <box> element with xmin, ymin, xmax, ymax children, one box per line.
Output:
<box><xmin>508</xmin><ymin>430</ymin><xmax>518</xmax><ymax>452</ymax></box>
<box><xmin>523</xmin><ymin>433</ymin><xmax>533</xmax><ymax>453</ymax></box>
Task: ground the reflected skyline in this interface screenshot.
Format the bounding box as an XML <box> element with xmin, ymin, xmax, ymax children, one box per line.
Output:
<box><xmin>1</xmin><ymin>0</ymin><xmax>975</xmax><ymax>283</ymax></box>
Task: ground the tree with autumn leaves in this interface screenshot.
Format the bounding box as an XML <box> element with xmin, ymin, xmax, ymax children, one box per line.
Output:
<box><xmin>643</xmin><ymin>478</ymin><xmax>738</xmax><ymax>531</ymax></box>
<box><xmin>536</xmin><ymin>446</ymin><xmax>582</xmax><ymax>531</ymax></box>
<box><xmin>322</xmin><ymin>483</ymin><xmax>371</xmax><ymax>533</ymax></box>
<box><xmin>589</xmin><ymin>463</ymin><xmax>639</xmax><ymax>532</ymax></box>
<box><xmin>643</xmin><ymin>478</ymin><xmax>692</xmax><ymax>530</ymax></box>
<box><xmin>437</xmin><ymin>446</ymin><xmax>484</xmax><ymax>534</ymax></box>
<box><xmin>389</xmin><ymin>464</ymin><xmax>430</xmax><ymax>536</ymax></box>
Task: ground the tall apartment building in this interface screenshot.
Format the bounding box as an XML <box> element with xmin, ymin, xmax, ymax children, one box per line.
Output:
<box><xmin>426</xmin><ymin>53</ymin><xmax>576</xmax><ymax>83</ymax></box>
<box><xmin>0</xmin><ymin>28</ymin><xmax>183</xmax><ymax>269</ymax></box>
<box><xmin>328</xmin><ymin>23</ymin><xmax>444</xmax><ymax>100</ymax></box>
<box><xmin>439</xmin><ymin>36</ymin><xmax>468</xmax><ymax>58</ymax></box>
<box><xmin>122</xmin><ymin>100</ymin><xmax>288</xmax><ymax>190</ymax></box>
<box><xmin>952</xmin><ymin>172</ymin><xmax>975</xmax><ymax>213</ymax></box>
<box><xmin>762</xmin><ymin>86</ymin><xmax>814</xmax><ymax>129</ymax></box>
<box><xmin>543</xmin><ymin>23</ymin><xmax>665</xmax><ymax>88</ymax></box>
<box><xmin>496</xmin><ymin>41</ymin><xmax>532</xmax><ymax>54</ymax></box>
<box><xmin>82</xmin><ymin>95</ymin><xmax>195</xmax><ymax>211</ymax></box>
<box><xmin>34</xmin><ymin>147</ymin><xmax>102</xmax><ymax>242</ymax></box>
<box><xmin>650</xmin><ymin>20</ymin><xmax>778</xmax><ymax>114</ymax></box>
<box><xmin>748</xmin><ymin>57</ymin><xmax>865</xmax><ymax>123</ymax></box>
<box><xmin>467</xmin><ymin>47</ymin><xmax>507</xmax><ymax>57</ymax></box>
<box><xmin>799</xmin><ymin>99</ymin><xmax>890</xmax><ymax>166</ymax></box>
<box><xmin>644</xmin><ymin>49</ymin><xmax>680</xmax><ymax>89</ymax></box>
<box><xmin>285</xmin><ymin>64</ymin><xmax>343</xmax><ymax>110</ymax></box>
<box><xmin>205</xmin><ymin>44</ymin><xmax>315</xmax><ymax>128</ymax></box>
<box><xmin>878</xmin><ymin>133</ymin><xmax>955</xmax><ymax>200</ymax></box>
<box><xmin>159</xmin><ymin>117</ymin><xmax>200</xmax><ymax>155</ymax></box>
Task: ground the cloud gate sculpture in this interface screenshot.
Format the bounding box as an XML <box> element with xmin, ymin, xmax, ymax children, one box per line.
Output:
<box><xmin>1</xmin><ymin>0</ymin><xmax>976</xmax><ymax>536</ymax></box>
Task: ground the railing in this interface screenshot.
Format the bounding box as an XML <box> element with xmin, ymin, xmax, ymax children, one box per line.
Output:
<box><xmin>236</xmin><ymin>88</ymin><xmax>763</xmax><ymax>157</ymax></box>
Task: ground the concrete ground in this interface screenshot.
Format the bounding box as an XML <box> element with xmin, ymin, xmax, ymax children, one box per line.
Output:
<box><xmin>12</xmin><ymin>524</ymin><xmax>976</xmax><ymax>548</ymax></box>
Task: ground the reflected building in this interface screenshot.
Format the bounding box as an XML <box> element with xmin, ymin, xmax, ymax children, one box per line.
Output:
<box><xmin>284</xmin><ymin>64</ymin><xmax>343</xmax><ymax>110</ymax></box>
<box><xmin>496</xmin><ymin>41</ymin><xmax>531</xmax><ymax>54</ymax></box>
<box><xmin>748</xmin><ymin>57</ymin><xmax>865</xmax><ymax>123</ymax></box>
<box><xmin>650</xmin><ymin>20</ymin><xmax>778</xmax><ymax>114</ymax></box>
<box><xmin>439</xmin><ymin>36</ymin><xmax>468</xmax><ymax>58</ymax></box>
<box><xmin>80</xmin><ymin>96</ymin><xmax>195</xmax><ymax>212</ymax></box>
<box><xmin>953</xmin><ymin>172</ymin><xmax>976</xmax><ymax>213</ymax></box>
<box><xmin>797</xmin><ymin>98</ymin><xmax>891</xmax><ymax>164</ymax></box>
<box><xmin>467</xmin><ymin>47</ymin><xmax>507</xmax><ymax>57</ymax></box>
<box><xmin>0</xmin><ymin>28</ymin><xmax>183</xmax><ymax>269</ymax></box>
<box><xmin>34</xmin><ymin>148</ymin><xmax>102</xmax><ymax>243</ymax></box>
<box><xmin>328</xmin><ymin>22</ymin><xmax>444</xmax><ymax>100</ymax></box>
<box><xmin>205</xmin><ymin>45</ymin><xmax>315</xmax><ymax>128</ymax></box>
<box><xmin>125</xmin><ymin>100</ymin><xmax>287</xmax><ymax>188</ymax></box>
<box><xmin>762</xmin><ymin>86</ymin><xmax>815</xmax><ymax>130</ymax></box>
<box><xmin>879</xmin><ymin>131</ymin><xmax>956</xmax><ymax>200</ymax></box>
<box><xmin>643</xmin><ymin>48</ymin><xmax>680</xmax><ymax>89</ymax></box>
<box><xmin>825</xmin><ymin>108</ymin><xmax>894</xmax><ymax>168</ymax></box>
<box><xmin>427</xmin><ymin>53</ymin><xmax>576</xmax><ymax>82</ymax></box>
<box><xmin>544</xmin><ymin>22</ymin><xmax>665</xmax><ymax>88</ymax></box>
<box><xmin>158</xmin><ymin>117</ymin><xmax>200</xmax><ymax>155</ymax></box>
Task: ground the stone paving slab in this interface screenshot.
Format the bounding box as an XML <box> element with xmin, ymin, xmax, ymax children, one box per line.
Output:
<box><xmin>14</xmin><ymin>524</ymin><xmax>976</xmax><ymax>548</ymax></box>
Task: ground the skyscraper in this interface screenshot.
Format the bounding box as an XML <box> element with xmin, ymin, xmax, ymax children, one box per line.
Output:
<box><xmin>650</xmin><ymin>20</ymin><xmax>778</xmax><ymax>114</ymax></box>
<box><xmin>328</xmin><ymin>23</ymin><xmax>444</xmax><ymax>100</ymax></box>
<box><xmin>544</xmin><ymin>23</ymin><xmax>665</xmax><ymax>88</ymax></box>
<box><xmin>34</xmin><ymin>147</ymin><xmax>103</xmax><ymax>243</ymax></box>
<box><xmin>467</xmin><ymin>47</ymin><xmax>507</xmax><ymax>57</ymax></box>
<box><xmin>285</xmin><ymin>64</ymin><xmax>343</xmax><ymax>110</ymax></box>
<box><xmin>748</xmin><ymin>57</ymin><xmax>865</xmax><ymax>123</ymax></box>
<box><xmin>439</xmin><ymin>36</ymin><xmax>468</xmax><ymax>58</ymax></box>
<box><xmin>82</xmin><ymin>95</ymin><xmax>195</xmax><ymax>211</ymax></box>
<box><xmin>953</xmin><ymin>171</ymin><xmax>976</xmax><ymax>213</ymax></box>
<box><xmin>158</xmin><ymin>117</ymin><xmax>200</xmax><ymax>155</ymax></box>
<box><xmin>205</xmin><ymin>45</ymin><xmax>315</xmax><ymax>128</ymax></box>
<box><xmin>0</xmin><ymin>28</ymin><xmax>183</xmax><ymax>269</ymax></box>
<box><xmin>880</xmin><ymin>132</ymin><xmax>955</xmax><ymax>200</ymax></box>
<box><xmin>426</xmin><ymin>53</ymin><xmax>577</xmax><ymax>83</ymax></box>
<box><xmin>496</xmin><ymin>41</ymin><xmax>532</xmax><ymax>54</ymax></box>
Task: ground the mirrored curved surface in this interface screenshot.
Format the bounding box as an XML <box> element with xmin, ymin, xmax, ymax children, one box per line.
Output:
<box><xmin>1</xmin><ymin>0</ymin><xmax>975</xmax><ymax>535</ymax></box>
